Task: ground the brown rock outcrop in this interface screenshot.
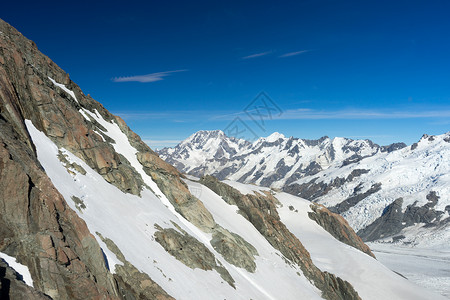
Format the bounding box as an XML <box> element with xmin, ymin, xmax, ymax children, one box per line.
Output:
<box><xmin>308</xmin><ymin>203</ymin><xmax>375</xmax><ymax>258</ymax></box>
<box><xmin>0</xmin><ymin>113</ymin><xmax>119</xmax><ymax>299</ymax></box>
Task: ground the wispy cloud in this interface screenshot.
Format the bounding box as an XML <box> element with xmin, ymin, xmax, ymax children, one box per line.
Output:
<box><xmin>112</xmin><ymin>69</ymin><xmax>187</xmax><ymax>83</ymax></box>
<box><xmin>207</xmin><ymin>107</ymin><xmax>450</xmax><ymax>121</ymax></box>
<box><xmin>142</xmin><ymin>139</ymin><xmax>181</xmax><ymax>150</ymax></box>
<box><xmin>279</xmin><ymin>50</ymin><xmax>310</xmax><ymax>58</ymax></box>
<box><xmin>115</xmin><ymin>107</ymin><xmax>450</xmax><ymax>122</ymax></box>
<box><xmin>277</xmin><ymin>108</ymin><xmax>450</xmax><ymax>120</ymax></box>
<box><xmin>241</xmin><ymin>51</ymin><xmax>272</xmax><ymax>60</ymax></box>
<box><xmin>115</xmin><ymin>111</ymin><xmax>207</xmax><ymax>121</ymax></box>
<box><xmin>143</xmin><ymin>139</ymin><xmax>181</xmax><ymax>147</ymax></box>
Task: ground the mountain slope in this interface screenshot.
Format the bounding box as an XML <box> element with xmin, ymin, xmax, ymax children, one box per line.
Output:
<box><xmin>0</xmin><ymin>18</ymin><xmax>445</xmax><ymax>299</ymax></box>
<box><xmin>24</xmin><ymin>121</ymin><xmax>444</xmax><ymax>299</ymax></box>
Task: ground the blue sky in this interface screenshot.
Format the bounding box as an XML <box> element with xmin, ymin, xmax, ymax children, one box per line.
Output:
<box><xmin>3</xmin><ymin>0</ymin><xmax>450</xmax><ymax>148</ymax></box>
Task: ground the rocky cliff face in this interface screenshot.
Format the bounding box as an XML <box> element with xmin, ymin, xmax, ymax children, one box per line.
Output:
<box><xmin>0</xmin><ymin>18</ymin><xmax>172</xmax><ymax>299</ymax></box>
<box><xmin>0</xmin><ymin>100</ymin><xmax>119</xmax><ymax>299</ymax></box>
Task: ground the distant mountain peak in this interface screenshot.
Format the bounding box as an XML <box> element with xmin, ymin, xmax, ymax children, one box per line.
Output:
<box><xmin>265</xmin><ymin>131</ymin><xmax>286</xmax><ymax>142</ymax></box>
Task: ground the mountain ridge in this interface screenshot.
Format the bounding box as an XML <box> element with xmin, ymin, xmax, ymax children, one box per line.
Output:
<box><xmin>158</xmin><ymin>129</ymin><xmax>407</xmax><ymax>189</ymax></box>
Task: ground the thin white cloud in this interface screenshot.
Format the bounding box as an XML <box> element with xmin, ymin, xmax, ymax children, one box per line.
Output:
<box><xmin>277</xmin><ymin>108</ymin><xmax>450</xmax><ymax>120</ymax></box>
<box><xmin>144</xmin><ymin>139</ymin><xmax>181</xmax><ymax>144</ymax></box>
<box><xmin>112</xmin><ymin>69</ymin><xmax>187</xmax><ymax>83</ymax></box>
<box><xmin>143</xmin><ymin>139</ymin><xmax>181</xmax><ymax>150</ymax></box>
<box><xmin>279</xmin><ymin>50</ymin><xmax>310</xmax><ymax>58</ymax></box>
<box><xmin>115</xmin><ymin>111</ymin><xmax>209</xmax><ymax>121</ymax></box>
<box><xmin>115</xmin><ymin>107</ymin><xmax>450</xmax><ymax>122</ymax></box>
<box><xmin>347</xmin><ymin>135</ymin><xmax>395</xmax><ymax>139</ymax></box>
<box><xmin>206</xmin><ymin>107</ymin><xmax>450</xmax><ymax>121</ymax></box>
<box><xmin>241</xmin><ymin>51</ymin><xmax>272</xmax><ymax>60</ymax></box>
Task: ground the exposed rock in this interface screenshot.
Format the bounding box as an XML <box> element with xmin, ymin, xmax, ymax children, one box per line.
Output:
<box><xmin>0</xmin><ymin>258</ymin><xmax>51</xmax><ymax>300</ymax></box>
<box><xmin>137</xmin><ymin>151</ymin><xmax>216</xmax><ymax>233</ymax></box>
<box><xmin>199</xmin><ymin>175</ymin><xmax>361</xmax><ymax>300</ymax></box>
<box><xmin>57</xmin><ymin>150</ymin><xmax>86</xmax><ymax>175</ymax></box>
<box><xmin>285</xmin><ymin>169</ymin><xmax>370</xmax><ymax>201</ymax></box>
<box><xmin>341</xmin><ymin>154</ymin><xmax>364</xmax><ymax>166</ymax></box>
<box><xmin>403</xmin><ymin>191</ymin><xmax>444</xmax><ymax>226</ymax></box>
<box><xmin>71</xmin><ymin>196</ymin><xmax>86</xmax><ymax>213</ymax></box>
<box><xmin>211</xmin><ymin>225</ymin><xmax>258</xmax><ymax>273</ymax></box>
<box><xmin>0</xmin><ymin>117</ymin><xmax>119</xmax><ymax>299</ymax></box>
<box><xmin>308</xmin><ymin>203</ymin><xmax>375</xmax><ymax>258</ymax></box>
<box><xmin>381</xmin><ymin>142</ymin><xmax>407</xmax><ymax>152</ymax></box>
<box><xmin>358</xmin><ymin>192</ymin><xmax>446</xmax><ymax>242</ymax></box>
<box><xmin>330</xmin><ymin>183</ymin><xmax>382</xmax><ymax>214</ymax></box>
<box><xmin>358</xmin><ymin>198</ymin><xmax>405</xmax><ymax>242</ymax></box>
<box><xmin>96</xmin><ymin>233</ymin><xmax>174</xmax><ymax>300</ymax></box>
<box><xmin>153</xmin><ymin>225</ymin><xmax>235</xmax><ymax>288</ymax></box>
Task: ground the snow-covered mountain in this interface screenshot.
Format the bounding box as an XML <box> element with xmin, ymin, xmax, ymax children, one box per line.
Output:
<box><xmin>160</xmin><ymin>130</ymin><xmax>450</xmax><ymax>250</ymax></box>
<box><xmin>1</xmin><ymin>18</ymin><xmax>446</xmax><ymax>299</ymax></box>
<box><xmin>287</xmin><ymin>132</ymin><xmax>450</xmax><ymax>245</ymax></box>
<box><xmin>158</xmin><ymin>130</ymin><xmax>406</xmax><ymax>189</ymax></box>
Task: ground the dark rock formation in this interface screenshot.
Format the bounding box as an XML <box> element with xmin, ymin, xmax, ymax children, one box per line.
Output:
<box><xmin>381</xmin><ymin>142</ymin><xmax>407</xmax><ymax>152</ymax></box>
<box><xmin>330</xmin><ymin>183</ymin><xmax>382</xmax><ymax>214</ymax></box>
<box><xmin>403</xmin><ymin>191</ymin><xmax>444</xmax><ymax>226</ymax></box>
<box><xmin>358</xmin><ymin>192</ymin><xmax>446</xmax><ymax>242</ymax></box>
<box><xmin>137</xmin><ymin>151</ymin><xmax>216</xmax><ymax>233</ymax></box>
<box><xmin>358</xmin><ymin>198</ymin><xmax>404</xmax><ymax>242</ymax></box>
<box><xmin>0</xmin><ymin>258</ymin><xmax>51</xmax><ymax>300</ymax></box>
<box><xmin>199</xmin><ymin>175</ymin><xmax>361</xmax><ymax>300</ymax></box>
<box><xmin>285</xmin><ymin>169</ymin><xmax>370</xmax><ymax>201</ymax></box>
